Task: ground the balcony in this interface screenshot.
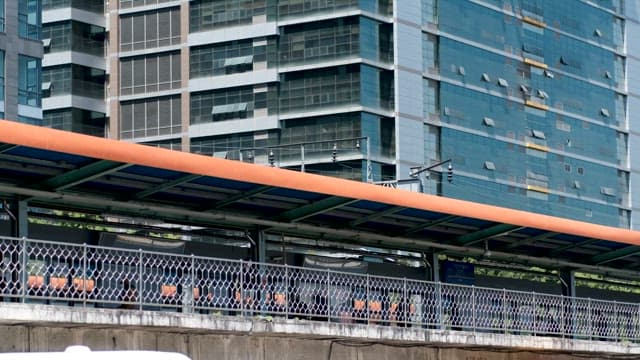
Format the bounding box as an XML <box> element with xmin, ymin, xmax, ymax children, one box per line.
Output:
<box><xmin>1</xmin><ymin>236</ymin><xmax>639</xmax><ymax>344</ymax></box>
<box><xmin>44</xmin><ymin>78</ymin><xmax>105</xmax><ymax>100</ymax></box>
<box><xmin>45</xmin><ymin>34</ymin><xmax>105</xmax><ymax>58</ymax></box>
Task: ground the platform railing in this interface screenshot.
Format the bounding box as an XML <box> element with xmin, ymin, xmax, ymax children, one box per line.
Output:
<box><xmin>0</xmin><ymin>236</ymin><xmax>638</xmax><ymax>341</ymax></box>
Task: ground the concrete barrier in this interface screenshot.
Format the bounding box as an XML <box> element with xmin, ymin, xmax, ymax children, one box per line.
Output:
<box><xmin>0</xmin><ymin>303</ymin><xmax>632</xmax><ymax>360</ymax></box>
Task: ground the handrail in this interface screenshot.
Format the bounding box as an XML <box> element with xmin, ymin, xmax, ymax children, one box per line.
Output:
<box><xmin>0</xmin><ymin>235</ymin><xmax>637</xmax><ymax>341</ymax></box>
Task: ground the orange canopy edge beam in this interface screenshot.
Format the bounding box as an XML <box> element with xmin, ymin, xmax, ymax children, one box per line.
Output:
<box><xmin>0</xmin><ymin>119</ymin><xmax>638</xmax><ymax>245</ymax></box>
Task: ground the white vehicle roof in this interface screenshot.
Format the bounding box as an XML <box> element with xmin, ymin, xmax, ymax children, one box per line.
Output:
<box><xmin>0</xmin><ymin>346</ymin><xmax>191</xmax><ymax>360</ymax></box>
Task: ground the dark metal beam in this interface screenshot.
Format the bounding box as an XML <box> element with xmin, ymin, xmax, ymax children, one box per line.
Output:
<box><xmin>590</xmin><ymin>245</ymin><xmax>640</xmax><ymax>265</ymax></box>
<box><xmin>0</xmin><ymin>144</ymin><xmax>18</xmax><ymax>154</ymax></box>
<box><xmin>133</xmin><ymin>174</ymin><xmax>201</xmax><ymax>200</ymax></box>
<box><xmin>349</xmin><ymin>206</ymin><xmax>405</xmax><ymax>227</ymax></box>
<box><xmin>278</xmin><ymin>196</ymin><xmax>358</xmax><ymax>222</ymax></box>
<box><xmin>549</xmin><ymin>238</ymin><xmax>600</xmax><ymax>256</ymax></box>
<box><xmin>403</xmin><ymin>215</ymin><xmax>460</xmax><ymax>235</ymax></box>
<box><xmin>4</xmin><ymin>181</ymin><xmax>640</xmax><ymax>279</ymax></box>
<box><xmin>499</xmin><ymin>231</ymin><xmax>560</xmax><ymax>251</ymax></box>
<box><xmin>210</xmin><ymin>185</ymin><xmax>272</xmax><ymax>210</ymax></box>
<box><xmin>37</xmin><ymin>160</ymin><xmax>131</xmax><ymax>191</ymax></box>
<box><xmin>456</xmin><ymin>223</ymin><xmax>524</xmax><ymax>246</ymax></box>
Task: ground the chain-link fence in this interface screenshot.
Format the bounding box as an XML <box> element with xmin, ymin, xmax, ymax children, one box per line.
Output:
<box><xmin>0</xmin><ymin>236</ymin><xmax>638</xmax><ymax>341</ymax></box>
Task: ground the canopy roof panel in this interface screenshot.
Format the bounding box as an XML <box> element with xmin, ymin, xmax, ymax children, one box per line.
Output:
<box><xmin>0</xmin><ymin>120</ymin><xmax>639</xmax><ymax>275</ymax></box>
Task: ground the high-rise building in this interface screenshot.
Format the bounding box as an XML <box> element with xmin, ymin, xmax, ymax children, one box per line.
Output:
<box><xmin>7</xmin><ymin>0</ymin><xmax>636</xmax><ymax>229</ymax></box>
<box><xmin>41</xmin><ymin>0</ymin><xmax>107</xmax><ymax>136</ymax></box>
<box><xmin>0</xmin><ymin>0</ymin><xmax>43</xmax><ymax>124</ymax></box>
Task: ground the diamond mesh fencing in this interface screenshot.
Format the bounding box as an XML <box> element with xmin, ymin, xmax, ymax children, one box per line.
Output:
<box><xmin>0</xmin><ymin>236</ymin><xmax>639</xmax><ymax>341</ymax></box>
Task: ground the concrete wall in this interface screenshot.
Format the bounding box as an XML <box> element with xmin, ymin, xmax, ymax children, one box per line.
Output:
<box><xmin>0</xmin><ymin>325</ymin><xmax>617</xmax><ymax>360</ymax></box>
<box><xmin>0</xmin><ymin>304</ymin><xmax>633</xmax><ymax>360</ymax></box>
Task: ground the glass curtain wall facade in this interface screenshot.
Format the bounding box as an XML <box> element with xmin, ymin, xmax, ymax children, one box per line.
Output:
<box><xmin>417</xmin><ymin>0</ymin><xmax>629</xmax><ymax>227</ymax></box>
<box><xmin>103</xmin><ymin>0</ymin><xmax>634</xmax><ymax>228</ymax></box>
<box><xmin>41</xmin><ymin>1</ymin><xmax>106</xmax><ymax>136</ymax></box>
<box><xmin>112</xmin><ymin>0</ymin><xmax>396</xmax><ymax>182</ymax></box>
<box><xmin>0</xmin><ymin>0</ymin><xmax>42</xmax><ymax>123</ymax></box>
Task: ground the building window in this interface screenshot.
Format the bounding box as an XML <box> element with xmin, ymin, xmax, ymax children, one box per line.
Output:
<box><xmin>43</xmin><ymin>0</ymin><xmax>104</xmax><ymax>13</ymax></box>
<box><xmin>482</xmin><ymin>117</ymin><xmax>495</xmax><ymax>127</ymax></box>
<box><xmin>17</xmin><ymin>115</ymin><xmax>41</xmax><ymax>125</ymax></box>
<box><xmin>43</xmin><ymin>108</ymin><xmax>105</xmax><ymax>137</ymax></box>
<box><xmin>120</xmin><ymin>52</ymin><xmax>181</xmax><ymax>96</ymax></box>
<box><xmin>190</xmin><ymin>0</ymin><xmax>276</xmax><ymax>32</ymax></box>
<box><xmin>536</xmin><ymin>90</ymin><xmax>549</xmax><ymax>99</ymax></box>
<box><xmin>279</xmin><ymin>65</ymin><xmax>362</xmax><ymax>114</ymax></box>
<box><xmin>600</xmin><ymin>187</ymin><xmax>616</xmax><ymax>197</ymax></box>
<box><xmin>0</xmin><ymin>50</ymin><xmax>4</xmax><ymax>102</ymax></box>
<box><xmin>18</xmin><ymin>0</ymin><xmax>40</xmax><ymax>40</ymax></box>
<box><xmin>531</xmin><ymin>129</ymin><xmax>546</xmax><ymax>139</ymax></box>
<box><xmin>0</xmin><ymin>0</ymin><xmax>4</xmax><ymax>32</ymax></box>
<box><xmin>190</xmin><ymin>38</ymin><xmax>277</xmax><ymax>78</ymax></box>
<box><xmin>277</xmin><ymin>0</ymin><xmax>390</xmax><ymax>20</ymax></box>
<box><xmin>120</xmin><ymin>0</ymin><xmax>172</xmax><ymax>10</ymax></box>
<box><xmin>120</xmin><ymin>96</ymin><xmax>181</xmax><ymax>139</ymax></box>
<box><xmin>279</xmin><ymin>17</ymin><xmax>361</xmax><ymax>66</ymax></box>
<box><xmin>43</xmin><ymin>64</ymin><xmax>105</xmax><ymax>99</ymax></box>
<box><xmin>42</xmin><ymin>21</ymin><xmax>105</xmax><ymax>57</ymax></box>
<box><xmin>484</xmin><ymin>161</ymin><xmax>496</xmax><ymax>170</ymax></box>
<box><xmin>18</xmin><ymin>55</ymin><xmax>41</xmax><ymax>107</ymax></box>
<box><xmin>120</xmin><ymin>7</ymin><xmax>180</xmax><ymax>52</ymax></box>
<box><xmin>190</xmin><ymin>85</ymin><xmax>276</xmax><ymax>124</ymax></box>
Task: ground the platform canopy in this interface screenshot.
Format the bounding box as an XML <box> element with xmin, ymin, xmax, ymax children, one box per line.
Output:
<box><xmin>0</xmin><ymin>120</ymin><xmax>638</xmax><ymax>276</ymax></box>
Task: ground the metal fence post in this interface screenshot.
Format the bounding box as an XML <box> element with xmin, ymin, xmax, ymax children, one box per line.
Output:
<box><xmin>20</xmin><ymin>237</ymin><xmax>27</xmax><ymax>303</ymax></box>
<box><xmin>502</xmin><ymin>288</ymin><xmax>507</xmax><ymax>334</ymax></box>
<box><xmin>284</xmin><ymin>264</ymin><xmax>289</xmax><ymax>319</ymax></box>
<box><xmin>138</xmin><ymin>249</ymin><xmax>143</xmax><ymax>311</ymax></box>
<box><xmin>587</xmin><ymin>298</ymin><xmax>592</xmax><ymax>341</ymax></box>
<box><xmin>403</xmin><ymin>278</ymin><xmax>407</xmax><ymax>327</ymax></box>
<box><xmin>472</xmin><ymin>286</ymin><xmax>476</xmax><ymax>333</ymax></box>
<box><xmin>190</xmin><ymin>254</ymin><xmax>195</xmax><ymax>313</ymax></box>
<box><xmin>239</xmin><ymin>259</ymin><xmax>244</xmax><ymax>316</ymax></box>
<box><xmin>82</xmin><ymin>243</ymin><xmax>88</xmax><ymax>308</ymax></box>
<box><xmin>637</xmin><ymin>304</ymin><xmax>640</xmax><ymax>342</ymax></box>
<box><xmin>366</xmin><ymin>274</ymin><xmax>370</xmax><ymax>324</ymax></box>
<box><xmin>436</xmin><ymin>282</ymin><xmax>443</xmax><ymax>329</ymax></box>
<box><xmin>560</xmin><ymin>296</ymin><xmax>565</xmax><ymax>338</ymax></box>
<box><xmin>614</xmin><ymin>301</ymin><xmax>618</xmax><ymax>341</ymax></box>
<box><xmin>326</xmin><ymin>269</ymin><xmax>331</xmax><ymax>323</ymax></box>
<box><xmin>532</xmin><ymin>292</ymin><xmax>536</xmax><ymax>336</ymax></box>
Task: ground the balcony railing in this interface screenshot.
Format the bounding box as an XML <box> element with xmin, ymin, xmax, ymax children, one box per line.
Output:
<box><xmin>1</xmin><ymin>236</ymin><xmax>639</xmax><ymax>342</ymax></box>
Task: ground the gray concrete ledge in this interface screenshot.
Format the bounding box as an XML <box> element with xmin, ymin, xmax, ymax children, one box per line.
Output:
<box><xmin>0</xmin><ymin>303</ymin><xmax>638</xmax><ymax>356</ymax></box>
